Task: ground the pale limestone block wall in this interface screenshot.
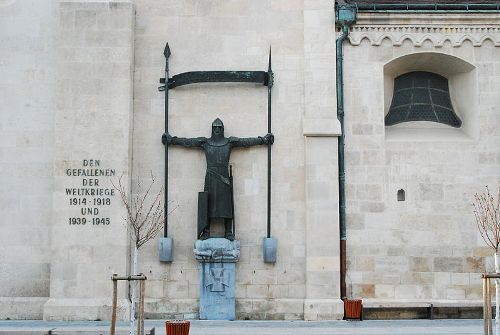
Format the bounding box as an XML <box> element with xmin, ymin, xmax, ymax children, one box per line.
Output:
<box><xmin>302</xmin><ymin>0</ymin><xmax>343</xmax><ymax>321</ymax></box>
<box><xmin>43</xmin><ymin>0</ymin><xmax>135</xmax><ymax>320</ymax></box>
<box><xmin>131</xmin><ymin>0</ymin><xmax>340</xmax><ymax>320</ymax></box>
<box><xmin>1</xmin><ymin>0</ymin><xmax>343</xmax><ymax>321</ymax></box>
<box><xmin>0</xmin><ymin>0</ymin><xmax>55</xmax><ymax>319</ymax></box>
<box><xmin>344</xmin><ymin>13</ymin><xmax>500</xmax><ymax>303</ymax></box>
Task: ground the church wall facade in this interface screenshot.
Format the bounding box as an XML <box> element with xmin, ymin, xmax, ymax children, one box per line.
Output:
<box><xmin>130</xmin><ymin>0</ymin><xmax>341</xmax><ymax>320</ymax></box>
<box><xmin>1</xmin><ymin>0</ymin><xmax>343</xmax><ymax>321</ymax></box>
<box><xmin>1</xmin><ymin>0</ymin><xmax>499</xmax><ymax>322</ymax></box>
<box><xmin>344</xmin><ymin>12</ymin><xmax>500</xmax><ymax>303</ymax></box>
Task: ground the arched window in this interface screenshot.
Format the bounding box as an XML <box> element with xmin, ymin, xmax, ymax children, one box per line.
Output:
<box><xmin>385</xmin><ymin>71</ymin><xmax>462</xmax><ymax>128</ymax></box>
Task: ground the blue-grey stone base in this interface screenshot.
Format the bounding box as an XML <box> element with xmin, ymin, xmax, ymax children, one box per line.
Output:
<box><xmin>199</xmin><ymin>262</ymin><xmax>236</xmax><ymax>320</ymax></box>
<box><xmin>194</xmin><ymin>238</ymin><xmax>240</xmax><ymax>320</ymax></box>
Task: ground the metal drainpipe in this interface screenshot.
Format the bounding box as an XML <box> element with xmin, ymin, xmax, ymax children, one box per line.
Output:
<box><xmin>335</xmin><ymin>3</ymin><xmax>356</xmax><ymax>300</ymax></box>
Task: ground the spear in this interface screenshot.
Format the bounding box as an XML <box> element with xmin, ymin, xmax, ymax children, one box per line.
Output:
<box><xmin>162</xmin><ymin>43</ymin><xmax>171</xmax><ymax>237</ymax></box>
<box><xmin>266</xmin><ymin>46</ymin><xmax>273</xmax><ymax>238</ymax></box>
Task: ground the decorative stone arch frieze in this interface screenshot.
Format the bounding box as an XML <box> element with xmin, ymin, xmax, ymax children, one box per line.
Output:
<box><xmin>348</xmin><ymin>13</ymin><xmax>500</xmax><ymax>48</ymax></box>
<box><xmin>349</xmin><ymin>26</ymin><xmax>500</xmax><ymax>47</ymax></box>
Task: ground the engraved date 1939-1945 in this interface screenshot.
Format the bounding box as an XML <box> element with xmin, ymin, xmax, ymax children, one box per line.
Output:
<box><xmin>68</xmin><ymin>217</ymin><xmax>110</xmax><ymax>225</ymax></box>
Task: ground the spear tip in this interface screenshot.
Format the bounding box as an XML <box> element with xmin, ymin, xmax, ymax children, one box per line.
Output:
<box><xmin>268</xmin><ymin>45</ymin><xmax>272</xmax><ymax>72</ymax></box>
<box><xmin>164</xmin><ymin>43</ymin><xmax>171</xmax><ymax>58</ymax></box>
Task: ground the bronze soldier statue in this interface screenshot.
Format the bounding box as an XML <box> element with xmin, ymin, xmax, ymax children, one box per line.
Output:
<box><xmin>162</xmin><ymin>118</ymin><xmax>274</xmax><ymax>241</ymax></box>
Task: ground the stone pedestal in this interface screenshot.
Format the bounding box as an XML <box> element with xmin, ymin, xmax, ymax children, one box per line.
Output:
<box><xmin>194</xmin><ymin>238</ymin><xmax>240</xmax><ymax>320</ymax></box>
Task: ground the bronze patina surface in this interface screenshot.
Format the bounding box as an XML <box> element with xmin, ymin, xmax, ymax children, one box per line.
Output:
<box><xmin>162</xmin><ymin>119</ymin><xmax>273</xmax><ymax>241</ymax></box>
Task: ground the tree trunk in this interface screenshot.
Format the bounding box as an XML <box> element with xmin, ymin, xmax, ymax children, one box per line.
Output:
<box><xmin>130</xmin><ymin>245</ymin><xmax>138</xmax><ymax>335</ymax></box>
<box><xmin>495</xmin><ymin>252</ymin><xmax>499</xmax><ymax>334</ymax></box>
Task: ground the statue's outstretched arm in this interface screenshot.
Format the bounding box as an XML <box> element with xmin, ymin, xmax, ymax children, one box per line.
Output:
<box><xmin>162</xmin><ymin>133</ymin><xmax>206</xmax><ymax>148</ymax></box>
<box><xmin>230</xmin><ymin>133</ymin><xmax>274</xmax><ymax>148</ymax></box>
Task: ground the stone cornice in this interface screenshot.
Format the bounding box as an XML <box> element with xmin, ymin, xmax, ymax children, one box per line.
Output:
<box><xmin>356</xmin><ymin>12</ymin><xmax>500</xmax><ymax>26</ymax></box>
<box><xmin>349</xmin><ymin>12</ymin><xmax>500</xmax><ymax>47</ymax></box>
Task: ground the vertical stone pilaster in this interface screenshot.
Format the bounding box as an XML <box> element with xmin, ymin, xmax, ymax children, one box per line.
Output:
<box><xmin>43</xmin><ymin>1</ymin><xmax>135</xmax><ymax>321</ymax></box>
<box><xmin>303</xmin><ymin>126</ymin><xmax>343</xmax><ymax>320</ymax></box>
<box><xmin>302</xmin><ymin>0</ymin><xmax>343</xmax><ymax>320</ymax></box>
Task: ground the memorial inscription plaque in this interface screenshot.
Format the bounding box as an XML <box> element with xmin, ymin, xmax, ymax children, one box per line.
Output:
<box><xmin>65</xmin><ymin>159</ymin><xmax>116</xmax><ymax>227</ymax></box>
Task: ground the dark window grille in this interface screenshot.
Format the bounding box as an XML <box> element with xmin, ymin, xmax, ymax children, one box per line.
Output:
<box><xmin>397</xmin><ymin>189</ymin><xmax>405</xmax><ymax>201</ymax></box>
<box><xmin>385</xmin><ymin>71</ymin><xmax>462</xmax><ymax>128</ymax></box>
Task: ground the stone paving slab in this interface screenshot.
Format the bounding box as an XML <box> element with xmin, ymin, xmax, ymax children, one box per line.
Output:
<box><xmin>0</xmin><ymin>319</ymin><xmax>484</xmax><ymax>335</ymax></box>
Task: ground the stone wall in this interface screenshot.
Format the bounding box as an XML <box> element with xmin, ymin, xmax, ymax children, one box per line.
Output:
<box><xmin>0</xmin><ymin>0</ymin><xmax>56</xmax><ymax>319</ymax></box>
<box><xmin>0</xmin><ymin>0</ymin><xmax>135</xmax><ymax>320</ymax></box>
<box><xmin>4</xmin><ymin>0</ymin><xmax>499</xmax><ymax>322</ymax></box>
<box><xmin>1</xmin><ymin>0</ymin><xmax>342</xmax><ymax>321</ymax></box>
<box><xmin>344</xmin><ymin>12</ymin><xmax>500</xmax><ymax>303</ymax></box>
<box><xmin>43</xmin><ymin>0</ymin><xmax>135</xmax><ymax>320</ymax></box>
<box><xmin>131</xmin><ymin>0</ymin><xmax>341</xmax><ymax>320</ymax></box>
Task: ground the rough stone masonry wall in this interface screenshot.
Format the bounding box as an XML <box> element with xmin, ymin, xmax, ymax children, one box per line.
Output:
<box><xmin>131</xmin><ymin>0</ymin><xmax>340</xmax><ymax>320</ymax></box>
<box><xmin>0</xmin><ymin>0</ymin><xmax>56</xmax><ymax>319</ymax></box>
<box><xmin>344</xmin><ymin>13</ymin><xmax>500</xmax><ymax>303</ymax></box>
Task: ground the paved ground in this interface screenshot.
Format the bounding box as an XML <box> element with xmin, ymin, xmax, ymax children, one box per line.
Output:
<box><xmin>0</xmin><ymin>319</ymin><xmax>487</xmax><ymax>335</ymax></box>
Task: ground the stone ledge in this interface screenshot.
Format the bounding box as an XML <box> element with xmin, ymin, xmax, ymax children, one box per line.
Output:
<box><xmin>145</xmin><ymin>298</ymin><xmax>198</xmax><ymax>320</ymax></box>
<box><xmin>356</xmin><ymin>12</ymin><xmax>500</xmax><ymax>26</ymax></box>
<box><xmin>43</xmin><ymin>298</ymin><xmax>129</xmax><ymax>321</ymax></box>
<box><xmin>303</xmin><ymin>299</ymin><xmax>344</xmax><ymax>320</ymax></box>
<box><xmin>145</xmin><ymin>298</ymin><xmax>307</xmax><ymax>320</ymax></box>
<box><xmin>363</xmin><ymin>300</ymin><xmax>432</xmax><ymax>308</ymax></box>
<box><xmin>0</xmin><ymin>327</ymin><xmax>155</xmax><ymax>335</ymax></box>
<box><xmin>0</xmin><ymin>297</ymin><xmax>49</xmax><ymax>320</ymax></box>
<box><xmin>237</xmin><ymin>298</ymin><xmax>304</xmax><ymax>320</ymax></box>
<box><xmin>362</xmin><ymin>299</ymin><xmax>483</xmax><ymax>308</ymax></box>
<box><xmin>431</xmin><ymin>300</ymin><xmax>483</xmax><ymax>307</ymax></box>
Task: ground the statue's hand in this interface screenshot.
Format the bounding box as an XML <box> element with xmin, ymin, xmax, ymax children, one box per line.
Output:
<box><xmin>264</xmin><ymin>133</ymin><xmax>274</xmax><ymax>145</ymax></box>
<box><xmin>162</xmin><ymin>133</ymin><xmax>172</xmax><ymax>145</ymax></box>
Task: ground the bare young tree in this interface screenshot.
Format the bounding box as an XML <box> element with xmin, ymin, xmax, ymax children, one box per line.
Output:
<box><xmin>114</xmin><ymin>173</ymin><xmax>165</xmax><ymax>251</ymax></box>
<box><xmin>112</xmin><ymin>172</ymin><xmax>168</xmax><ymax>335</ymax></box>
<box><xmin>473</xmin><ymin>183</ymin><xmax>500</xmax><ymax>330</ymax></box>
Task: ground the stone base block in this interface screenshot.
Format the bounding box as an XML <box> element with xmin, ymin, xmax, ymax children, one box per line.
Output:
<box><xmin>145</xmin><ymin>298</ymin><xmax>343</xmax><ymax>320</ymax></box>
<box><xmin>0</xmin><ymin>297</ymin><xmax>49</xmax><ymax>320</ymax></box>
<box><xmin>236</xmin><ymin>298</ymin><xmax>304</xmax><ymax>320</ymax></box>
<box><xmin>144</xmin><ymin>298</ymin><xmax>198</xmax><ymax>319</ymax></box>
<box><xmin>43</xmin><ymin>298</ymin><xmax>129</xmax><ymax>321</ymax></box>
<box><xmin>303</xmin><ymin>299</ymin><xmax>344</xmax><ymax>320</ymax></box>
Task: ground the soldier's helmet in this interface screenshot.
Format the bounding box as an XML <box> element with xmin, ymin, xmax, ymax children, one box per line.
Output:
<box><xmin>211</xmin><ymin>118</ymin><xmax>224</xmax><ymax>129</ymax></box>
